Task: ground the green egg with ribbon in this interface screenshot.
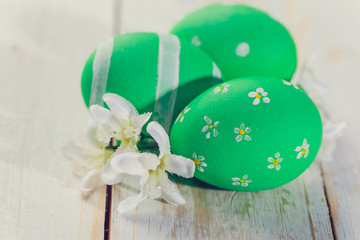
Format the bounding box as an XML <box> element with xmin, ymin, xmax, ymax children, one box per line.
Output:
<box><xmin>170</xmin><ymin>4</ymin><xmax>297</xmax><ymax>81</ymax></box>
<box><xmin>170</xmin><ymin>77</ymin><xmax>322</xmax><ymax>191</ymax></box>
<box><xmin>81</xmin><ymin>32</ymin><xmax>222</xmax><ymax>133</ymax></box>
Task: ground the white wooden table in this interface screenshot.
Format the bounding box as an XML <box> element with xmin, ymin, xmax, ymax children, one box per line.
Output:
<box><xmin>1</xmin><ymin>0</ymin><xmax>359</xmax><ymax>239</ymax></box>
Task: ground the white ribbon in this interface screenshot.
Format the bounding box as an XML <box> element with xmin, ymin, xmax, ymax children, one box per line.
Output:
<box><xmin>154</xmin><ymin>34</ymin><xmax>181</xmax><ymax>133</ymax></box>
<box><xmin>90</xmin><ymin>38</ymin><xmax>114</xmax><ymax>106</ymax></box>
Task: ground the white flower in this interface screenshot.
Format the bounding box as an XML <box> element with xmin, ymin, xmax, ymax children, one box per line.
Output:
<box><xmin>214</xmin><ymin>83</ymin><xmax>230</xmax><ymax>94</ymax></box>
<box><xmin>176</xmin><ymin>106</ymin><xmax>191</xmax><ymax>123</ymax></box>
<box><xmin>282</xmin><ymin>80</ymin><xmax>299</xmax><ymax>89</ymax></box>
<box><xmin>192</xmin><ymin>152</ymin><xmax>207</xmax><ymax>172</ymax></box>
<box><xmin>295</xmin><ymin>139</ymin><xmax>310</xmax><ymax>159</ymax></box>
<box><xmin>248</xmin><ymin>88</ymin><xmax>270</xmax><ymax>105</ymax></box>
<box><xmin>232</xmin><ymin>175</ymin><xmax>252</xmax><ymax>187</ymax></box>
<box><xmin>234</xmin><ymin>123</ymin><xmax>251</xmax><ymax>142</ymax></box>
<box><xmin>109</xmin><ymin>121</ymin><xmax>195</xmax><ymax>213</ymax></box>
<box><xmin>201</xmin><ymin>116</ymin><xmax>220</xmax><ymax>139</ymax></box>
<box><xmin>62</xmin><ymin>123</ymin><xmax>119</xmax><ymax>192</ymax></box>
<box><xmin>90</xmin><ymin>93</ymin><xmax>152</xmax><ymax>151</ymax></box>
<box><xmin>267</xmin><ymin>152</ymin><xmax>283</xmax><ymax>171</ymax></box>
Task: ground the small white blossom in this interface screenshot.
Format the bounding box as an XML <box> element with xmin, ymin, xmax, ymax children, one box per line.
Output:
<box><xmin>109</xmin><ymin>121</ymin><xmax>195</xmax><ymax>213</ymax></box>
<box><xmin>248</xmin><ymin>88</ymin><xmax>270</xmax><ymax>105</ymax></box>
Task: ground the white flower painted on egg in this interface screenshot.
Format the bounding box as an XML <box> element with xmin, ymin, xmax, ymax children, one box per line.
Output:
<box><xmin>201</xmin><ymin>116</ymin><xmax>219</xmax><ymax>139</ymax></box>
<box><xmin>248</xmin><ymin>88</ymin><xmax>270</xmax><ymax>105</ymax></box>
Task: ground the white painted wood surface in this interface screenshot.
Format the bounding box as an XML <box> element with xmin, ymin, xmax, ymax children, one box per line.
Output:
<box><xmin>0</xmin><ymin>0</ymin><xmax>359</xmax><ymax>239</ymax></box>
<box><xmin>0</xmin><ymin>0</ymin><xmax>112</xmax><ymax>239</ymax></box>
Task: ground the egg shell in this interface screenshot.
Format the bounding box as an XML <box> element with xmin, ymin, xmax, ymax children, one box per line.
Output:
<box><xmin>81</xmin><ymin>32</ymin><xmax>222</xmax><ymax>131</ymax></box>
<box><xmin>170</xmin><ymin>77</ymin><xmax>322</xmax><ymax>191</ymax></box>
<box><xmin>170</xmin><ymin>4</ymin><xmax>297</xmax><ymax>81</ymax></box>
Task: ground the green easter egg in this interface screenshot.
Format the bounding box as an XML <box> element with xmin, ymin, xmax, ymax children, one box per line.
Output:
<box><xmin>170</xmin><ymin>4</ymin><xmax>297</xmax><ymax>81</ymax></box>
<box><xmin>170</xmin><ymin>77</ymin><xmax>322</xmax><ymax>191</ymax></box>
<box><xmin>81</xmin><ymin>32</ymin><xmax>222</xmax><ymax>132</ymax></box>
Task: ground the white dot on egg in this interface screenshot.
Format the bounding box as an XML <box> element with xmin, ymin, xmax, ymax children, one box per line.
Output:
<box><xmin>236</xmin><ymin>42</ymin><xmax>250</xmax><ymax>57</ymax></box>
<box><xmin>191</xmin><ymin>36</ymin><xmax>201</xmax><ymax>47</ymax></box>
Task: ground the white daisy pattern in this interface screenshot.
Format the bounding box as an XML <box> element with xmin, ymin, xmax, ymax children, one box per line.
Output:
<box><xmin>234</xmin><ymin>123</ymin><xmax>251</xmax><ymax>142</ymax></box>
<box><xmin>214</xmin><ymin>83</ymin><xmax>230</xmax><ymax>94</ymax></box>
<box><xmin>267</xmin><ymin>152</ymin><xmax>283</xmax><ymax>171</ymax></box>
<box><xmin>248</xmin><ymin>88</ymin><xmax>270</xmax><ymax>105</ymax></box>
<box><xmin>192</xmin><ymin>152</ymin><xmax>207</xmax><ymax>172</ymax></box>
<box><xmin>295</xmin><ymin>139</ymin><xmax>310</xmax><ymax>159</ymax></box>
<box><xmin>201</xmin><ymin>116</ymin><xmax>220</xmax><ymax>139</ymax></box>
<box><xmin>232</xmin><ymin>175</ymin><xmax>252</xmax><ymax>187</ymax></box>
<box><xmin>282</xmin><ymin>80</ymin><xmax>299</xmax><ymax>89</ymax></box>
<box><xmin>176</xmin><ymin>106</ymin><xmax>191</xmax><ymax>123</ymax></box>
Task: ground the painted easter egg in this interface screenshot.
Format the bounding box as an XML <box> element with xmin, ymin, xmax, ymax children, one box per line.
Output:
<box><xmin>170</xmin><ymin>77</ymin><xmax>322</xmax><ymax>191</ymax></box>
<box><xmin>81</xmin><ymin>32</ymin><xmax>222</xmax><ymax>132</ymax></box>
<box><xmin>170</xmin><ymin>4</ymin><xmax>297</xmax><ymax>81</ymax></box>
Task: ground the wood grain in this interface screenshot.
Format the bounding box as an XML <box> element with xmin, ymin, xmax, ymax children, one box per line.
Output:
<box><xmin>0</xmin><ymin>0</ymin><xmax>112</xmax><ymax>239</ymax></box>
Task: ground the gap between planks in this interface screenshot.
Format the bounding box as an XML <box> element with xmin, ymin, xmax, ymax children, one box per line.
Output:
<box><xmin>320</xmin><ymin>163</ymin><xmax>337</xmax><ymax>240</ymax></box>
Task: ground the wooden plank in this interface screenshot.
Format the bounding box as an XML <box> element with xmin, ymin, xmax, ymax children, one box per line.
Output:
<box><xmin>108</xmin><ymin>1</ymin><xmax>334</xmax><ymax>239</ymax></box>
<box><xmin>0</xmin><ymin>1</ymin><xmax>112</xmax><ymax>239</ymax></box>
<box><xmin>282</xmin><ymin>0</ymin><xmax>360</xmax><ymax>239</ymax></box>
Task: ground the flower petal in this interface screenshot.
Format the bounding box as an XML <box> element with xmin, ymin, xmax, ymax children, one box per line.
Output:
<box><xmin>304</xmin><ymin>150</ymin><xmax>309</xmax><ymax>158</ymax></box>
<box><xmin>262</xmin><ymin>92</ymin><xmax>268</xmax><ymax>97</ymax></box>
<box><xmin>192</xmin><ymin>152</ymin><xmax>197</xmax><ymax>159</ymax></box>
<box><xmin>243</xmin><ymin>175</ymin><xmax>248</xmax><ymax>179</ymax></box>
<box><xmin>268</xmin><ymin>164</ymin><xmax>275</xmax><ymax>169</ymax></box>
<box><xmin>234</xmin><ymin>127</ymin><xmax>240</xmax><ymax>133</ymax></box>
<box><xmin>232</xmin><ymin>182</ymin><xmax>240</xmax><ymax>185</ymax></box>
<box><xmin>198</xmin><ymin>166</ymin><xmax>204</xmax><ymax>172</ymax></box>
<box><xmin>214</xmin><ymin>121</ymin><xmax>220</xmax><ymax>127</ymax></box>
<box><xmin>117</xmin><ymin>190</ymin><xmax>148</xmax><ymax>213</ymax></box>
<box><xmin>133</xmin><ymin>112</ymin><xmax>152</xmax><ymax>129</ymax></box>
<box><xmin>100</xmin><ymin>158</ymin><xmax>125</xmax><ymax>185</ymax></box>
<box><xmin>263</xmin><ymin>97</ymin><xmax>270</xmax><ymax>103</ymax></box>
<box><xmin>184</xmin><ymin>107</ymin><xmax>191</xmax><ymax>113</ymax></box>
<box><xmin>241</xmin><ymin>183</ymin><xmax>248</xmax><ymax>187</ymax></box>
<box><xmin>200</xmin><ymin>162</ymin><xmax>207</xmax><ymax>167</ymax></box>
<box><xmin>276</xmin><ymin>165</ymin><xmax>281</xmax><ymax>171</ymax></box>
<box><xmin>278</xmin><ymin>158</ymin><xmax>284</xmax><ymax>163</ymax></box>
<box><xmin>275</xmin><ymin>152</ymin><xmax>280</xmax><ymax>158</ymax></box>
<box><xmin>236</xmin><ymin>135</ymin><xmax>243</xmax><ymax>142</ymax></box>
<box><xmin>206</xmin><ymin>132</ymin><xmax>210</xmax><ymax>139</ymax></box>
<box><xmin>111</xmin><ymin>152</ymin><xmax>159</xmax><ymax>175</ymax></box>
<box><xmin>214</xmin><ymin>88</ymin><xmax>221</xmax><ymax>94</ymax></box>
<box><xmin>202</xmin><ymin>125</ymin><xmax>209</xmax><ymax>132</ymax></box>
<box><xmin>161</xmin><ymin>188</ymin><xmax>186</xmax><ymax>205</ymax></box>
<box><xmin>256</xmin><ymin>88</ymin><xmax>264</xmax><ymax>93</ymax></box>
<box><xmin>232</xmin><ymin>177</ymin><xmax>240</xmax><ymax>181</ymax></box>
<box><xmin>295</xmin><ymin>146</ymin><xmax>302</xmax><ymax>152</ymax></box>
<box><xmin>198</xmin><ymin>156</ymin><xmax>205</xmax><ymax>161</ymax></box>
<box><xmin>180</xmin><ymin>116</ymin><xmax>184</xmax><ymax>122</ymax></box>
<box><xmin>245</xmin><ymin>127</ymin><xmax>251</xmax><ymax>133</ymax></box>
<box><xmin>103</xmin><ymin>93</ymin><xmax>137</xmax><ymax>120</ymax></box>
<box><xmin>244</xmin><ymin>135</ymin><xmax>251</xmax><ymax>141</ymax></box>
<box><xmin>240</xmin><ymin>123</ymin><xmax>245</xmax><ymax>129</ymax></box>
<box><xmin>147</xmin><ymin>121</ymin><xmax>170</xmax><ymax>158</ymax></box>
<box><xmin>297</xmin><ymin>152</ymin><xmax>303</xmax><ymax>159</ymax></box>
<box><xmin>204</xmin><ymin>116</ymin><xmax>212</xmax><ymax>124</ymax></box>
<box><xmin>248</xmin><ymin>92</ymin><xmax>256</xmax><ymax>97</ymax></box>
<box><xmin>213</xmin><ymin>129</ymin><xmax>218</xmax><ymax>137</ymax></box>
<box><xmin>253</xmin><ymin>98</ymin><xmax>260</xmax><ymax>105</ymax></box>
<box><xmin>77</xmin><ymin>169</ymin><xmax>102</xmax><ymax>192</ymax></box>
<box><xmin>268</xmin><ymin>157</ymin><xmax>274</xmax><ymax>162</ymax></box>
<box><xmin>90</xmin><ymin>105</ymin><xmax>120</xmax><ymax>130</ymax></box>
<box><xmin>166</xmin><ymin>155</ymin><xmax>195</xmax><ymax>178</ymax></box>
